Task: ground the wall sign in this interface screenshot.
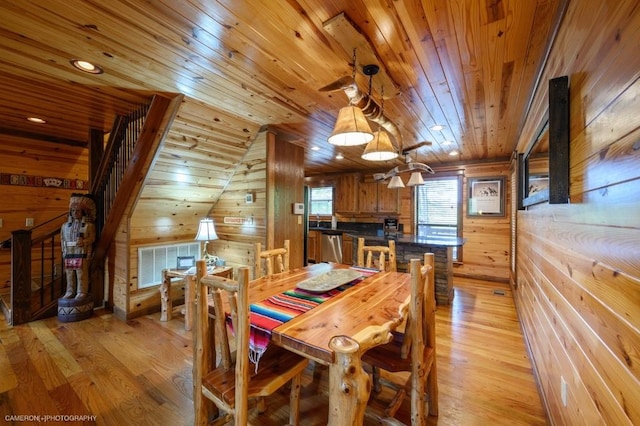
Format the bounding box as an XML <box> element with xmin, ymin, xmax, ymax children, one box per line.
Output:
<box><xmin>1</xmin><ymin>173</ymin><xmax>87</xmax><ymax>189</ymax></box>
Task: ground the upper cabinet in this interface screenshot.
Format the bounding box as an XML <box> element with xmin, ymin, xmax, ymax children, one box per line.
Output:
<box><xmin>333</xmin><ymin>173</ymin><xmax>399</xmax><ymax>215</ymax></box>
<box><xmin>358</xmin><ymin>179</ymin><xmax>399</xmax><ymax>214</ymax></box>
<box><xmin>335</xmin><ymin>174</ymin><xmax>360</xmax><ymax>213</ymax></box>
<box><xmin>376</xmin><ymin>183</ymin><xmax>400</xmax><ymax>213</ymax></box>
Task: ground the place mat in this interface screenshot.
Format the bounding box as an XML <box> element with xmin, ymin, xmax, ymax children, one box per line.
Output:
<box><xmin>295</xmin><ymin>268</ymin><xmax>364</xmax><ymax>293</ymax></box>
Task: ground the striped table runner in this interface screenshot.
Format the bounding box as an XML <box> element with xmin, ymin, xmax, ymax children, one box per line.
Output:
<box><xmin>239</xmin><ymin>266</ymin><xmax>378</xmax><ymax>366</ymax></box>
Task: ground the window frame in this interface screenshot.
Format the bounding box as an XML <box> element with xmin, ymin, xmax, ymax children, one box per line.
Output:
<box><xmin>309</xmin><ymin>185</ymin><xmax>334</xmax><ymax>216</ymax></box>
<box><xmin>414</xmin><ymin>173</ymin><xmax>463</xmax><ymax>261</ymax></box>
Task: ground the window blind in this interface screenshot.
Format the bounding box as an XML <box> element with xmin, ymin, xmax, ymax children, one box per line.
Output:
<box><xmin>416</xmin><ymin>177</ymin><xmax>459</xmax><ymax>226</ymax></box>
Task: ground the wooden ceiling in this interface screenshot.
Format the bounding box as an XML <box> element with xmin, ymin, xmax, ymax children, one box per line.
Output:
<box><xmin>0</xmin><ymin>0</ymin><xmax>565</xmax><ymax>177</ymax></box>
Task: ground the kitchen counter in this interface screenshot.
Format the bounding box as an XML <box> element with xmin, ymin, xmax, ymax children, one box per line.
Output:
<box><xmin>346</xmin><ymin>231</ymin><xmax>465</xmax><ymax>305</ymax></box>
<box><xmin>344</xmin><ymin>230</ymin><xmax>465</xmax><ymax>247</ymax></box>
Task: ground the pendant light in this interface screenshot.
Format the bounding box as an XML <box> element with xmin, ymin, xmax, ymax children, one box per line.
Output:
<box><xmin>361</xmin><ymin>78</ymin><xmax>398</xmax><ymax>161</ymax></box>
<box><xmin>406</xmin><ymin>171</ymin><xmax>425</xmax><ymax>186</ymax></box>
<box><xmin>361</xmin><ymin>129</ymin><xmax>398</xmax><ymax>160</ymax></box>
<box><xmin>328</xmin><ymin>49</ymin><xmax>373</xmax><ymax>146</ymax></box>
<box><xmin>361</xmin><ymin>67</ymin><xmax>398</xmax><ymax>161</ymax></box>
<box><xmin>388</xmin><ymin>175</ymin><xmax>405</xmax><ymax>189</ymax></box>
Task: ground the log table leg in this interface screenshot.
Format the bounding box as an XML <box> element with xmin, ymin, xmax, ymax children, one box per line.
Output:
<box><xmin>183</xmin><ymin>275</ymin><xmax>195</xmax><ymax>331</ymax></box>
<box><xmin>160</xmin><ymin>269</ymin><xmax>172</xmax><ymax>322</ymax></box>
<box><xmin>328</xmin><ymin>335</ymin><xmax>371</xmax><ymax>426</ymax></box>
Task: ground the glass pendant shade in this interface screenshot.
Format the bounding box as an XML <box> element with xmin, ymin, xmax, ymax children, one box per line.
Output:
<box><xmin>361</xmin><ymin>129</ymin><xmax>399</xmax><ymax>161</ymax></box>
<box><xmin>388</xmin><ymin>175</ymin><xmax>405</xmax><ymax>189</ymax></box>
<box><xmin>328</xmin><ymin>106</ymin><xmax>374</xmax><ymax>146</ymax></box>
<box><xmin>195</xmin><ymin>218</ymin><xmax>218</xmax><ymax>241</ymax></box>
<box><xmin>406</xmin><ymin>171</ymin><xmax>425</xmax><ymax>186</ymax></box>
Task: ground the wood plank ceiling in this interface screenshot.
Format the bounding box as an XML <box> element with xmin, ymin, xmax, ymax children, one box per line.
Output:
<box><xmin>0</xmin><ymin>0</ymin><xmax>565</xmax><ymax>200</ymax></box>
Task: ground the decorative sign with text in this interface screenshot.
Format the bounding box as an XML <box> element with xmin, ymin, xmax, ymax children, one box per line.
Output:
<box><xmin>0</xmin><ymin>173</ymin><xmax>87</xmax><ymax>189</ymax></box>
<box><xmin>224</xmin><ymin>216</ymin><xmax>253</xmax><ymax>225</ymax></box>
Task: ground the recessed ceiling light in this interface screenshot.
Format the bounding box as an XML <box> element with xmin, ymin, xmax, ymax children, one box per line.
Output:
<box><xmin>27</xmin><ymin>117</ymin><xmax>46</xmax><ymax>124</ymax></box>
<box><xmin>311</xmin><ymin>146</ymin><xmax>320</xmax><ymax>151</ymax></box>
<box><xmin>70</xmin><ymin>59</ymin><xmax>104</xmax><ymax>74</ymax></box>
<box><xmin>442</xmin><ymin>140</ymin><xmax>453</xmax><ymax>146</ymax></box>
<box><xmin>430</xmin><ymin>125</ymin><xmax>444</xmax><ymax>131</ymax></box>
<box><xmin>449</xmin><ymin>150</ymin><xmax>459</xmax><ymax>156</ymax></box>
<box><xmin>336</xmin><ymin>153</ymin><xmax>344</xmax><ymax>160</ymax></box>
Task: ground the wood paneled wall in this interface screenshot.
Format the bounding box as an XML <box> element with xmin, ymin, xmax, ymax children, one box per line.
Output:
<box><xmin>267</xmin><ymin>131</ymin><xmax>305</xmax><ymax>270</ymax></box>
<box><xmin>458</xmin><ymin>162</ymin><xmax>511</xmax><ymax>281</ymax></box>
<box><xmin>514</xmin><ymin>1</ymin><xmax>640</xmax><ymax>424</ymax></box>
<box><xmin>210</xmin><ymin>131</ymin><xmax>267</xmax><ymax>274</ymax></box>
<box><xmin>0</xmin><ymin>137</ymin><xmax>88</xmax><ymax>292</ymax></box>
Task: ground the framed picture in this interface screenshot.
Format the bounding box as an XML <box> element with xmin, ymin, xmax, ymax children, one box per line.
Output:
<box><xmin>467</xmin><ymin>176</ymin><xmax>505</xmax><ymax>217</ymax></box>
<box><xmin>528</xmin><ymin>174</ymin><xmax>549</xmax><ymax>195</ymax></box>
<box><xmin>176</xmin><ymin>255</ymin><xmax>196</xmax><ymax>270</ymax></box>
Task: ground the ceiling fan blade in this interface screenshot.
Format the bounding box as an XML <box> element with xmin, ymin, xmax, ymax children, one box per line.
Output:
<box><xmin>401</xmin><ymin>141</ymin><xmax>433</xmax><ymax>154</ymax></box>
<box><xmin>318</xmin><ymin>76</ymin><xmax>356</xmax><ymax>92</ymax></box>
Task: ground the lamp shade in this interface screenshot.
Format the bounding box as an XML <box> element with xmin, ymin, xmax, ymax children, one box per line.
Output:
<box><xmin>328</xmin><ymin>106</ymin><xmax>374</xmax><ymax>146</ymax></box>
<box><xmin>361</xmin><ymin>129</ymin><xmax>399</xmax><ymax>161</ymax></box>
<box><xmin>195</xmin><ymin>218</ymin><xmax>218</xmax><ymax>241</ymax></box>
<box><xmin>388</xmin><ymin>175</ymin><xmax>405</xmax><ymax>189</ymax></box>
<box><xmin>406</xmin><ymin>171</ymin><xmax>425</xmax><ymax>186</ymax></box>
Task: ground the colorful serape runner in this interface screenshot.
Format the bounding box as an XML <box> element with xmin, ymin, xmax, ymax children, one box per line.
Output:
<box><xmin>231</xmin><ymin>266</ymin><xmax>378</xmax><ymax>368</ymax></box>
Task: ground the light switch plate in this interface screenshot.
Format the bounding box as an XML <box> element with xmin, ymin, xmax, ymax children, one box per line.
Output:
<box><xmin>26</xmin><ymin>217</ymin><xmax>34</xmax><ymax>227</ymax></box>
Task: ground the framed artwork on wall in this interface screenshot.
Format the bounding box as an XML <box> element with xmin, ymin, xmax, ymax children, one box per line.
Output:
<box><xmin>467</xmin><ymin>176</ymin><xmax>505</xmax><ymax>217</ymax></box>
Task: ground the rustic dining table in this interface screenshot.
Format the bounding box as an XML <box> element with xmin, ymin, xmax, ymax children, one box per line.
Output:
<box><xmin>232</xmin><ymin>262</ymin><xmax>412</xmax><ymax>425</ymax></box>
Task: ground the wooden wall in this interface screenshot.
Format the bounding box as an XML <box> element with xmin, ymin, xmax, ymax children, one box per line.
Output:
<box><xmin>457</xmin><ymin>162</ymin><xmax>511</xmax><ymax>281</ymax></box>
<box><xmin>266</xmin><ymin>131</ymin><xmax>305</xmax><ymax>270</ymax></box>
<box><xmin>209</xmin><ymin>130</ymin><xmax>267</xmax><ymax>276</ymax></box>
<box><xmin>514</xmin><ymin>1</ymin><xmax>640</xmax><ymax>424</ymax></box>
<box><xmin>0</xmin><ymin>137</ymin><xmax>88</xmax><ymax>293</ymax></box>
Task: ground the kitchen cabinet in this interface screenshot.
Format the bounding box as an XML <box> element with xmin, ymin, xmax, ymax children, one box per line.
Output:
<box><xmin>358</xmin><ymin>181</ymin><xmax>399</xmax><ymax>214</ymax></box>
<box><xmin>307</xmin><ymin>230</ymin><xmax>320</xmax><ymax>263</ymax></box>
<box><xmin>334</xmin><ymin>174</ymin><xmax>359</xmax><ymax>213</ymax></box>
<box><xmin>342</xmin><ymin>234</ymin><xmax>353</xmax><ymax>265</ymax></box>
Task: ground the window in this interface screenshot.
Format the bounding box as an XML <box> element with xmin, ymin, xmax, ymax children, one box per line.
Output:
<box><xmin>309</xmin><ymin>186</ymin><xmax>333</xmax><ymax>215</ymax></box>
<box><xmin>138</xmin><ymin>242</ymin><xmax>201</xmax><ymax>289</ymax></box>
<box><xmin>415</xmin><ymin>175</ymin><xmax>463</xmax><ymax>261</ymax></box>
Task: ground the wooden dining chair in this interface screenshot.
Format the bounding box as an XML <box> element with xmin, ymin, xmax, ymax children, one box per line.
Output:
<box><xmin>356</xmin><ymin>237</ymin><xmax>397</xmax><ymax>271</ymax></box>
<box><xmin>254</xmin><ymin>239</ymin><xmax>290</xmax><ymax>278</ymax></box>
<box><xmin>362</xmin><ymin>253</ymin><xmax>438</xmax><ymax>424</ymax></box>
<box><xmin>193</xmin><ymin>261</ymin><xmax>308</xmax><ymax>426</ymax></box>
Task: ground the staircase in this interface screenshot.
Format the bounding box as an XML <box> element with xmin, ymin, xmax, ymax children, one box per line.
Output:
<box><xmin>1</xmin><ymin>93</ymin><xmax>183</xmax><ymax>325</ymax></box>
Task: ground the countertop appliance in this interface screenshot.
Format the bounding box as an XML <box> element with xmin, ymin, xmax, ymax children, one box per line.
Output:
<box><xmin>321</xmin><ymin>233</ymin><xmax>343</xmax><ymax>263</ymax></box>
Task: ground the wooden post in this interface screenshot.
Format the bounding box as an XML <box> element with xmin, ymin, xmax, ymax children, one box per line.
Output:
<box><xmin>328</xmin><ymin>335</ymin><xmax>371</xmax><ymax>426</ymax></box>
<box><xmin>183</xmin><ymin>274</ymin><xmax>195</xmax><ymax>331</ymax></box>
<box><xmin>193</xmin><ymin>260</ymin><xmax>216</xmax><ymax>424</ymax></box>
<box><xmin>159</xmin><ymin>269</ymin><xmax>172</xmax><ymax>322</ymax></box>
<box><xmin>10</xmin><ymin>229</ymin><xmax>32</xmax><ymax>325</ymax></box>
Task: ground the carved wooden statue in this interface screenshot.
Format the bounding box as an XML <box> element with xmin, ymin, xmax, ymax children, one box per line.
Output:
<box><xmin>60</xmin><ymin>193</ymin><xmax>96</xmax><ymax>300</ymax></box>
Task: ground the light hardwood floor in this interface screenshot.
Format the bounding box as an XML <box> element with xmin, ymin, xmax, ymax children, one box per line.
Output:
<box><xmin>0</xmin><ymin>277</ymin><xmax>547</xmax><ymax>425</ymax></box>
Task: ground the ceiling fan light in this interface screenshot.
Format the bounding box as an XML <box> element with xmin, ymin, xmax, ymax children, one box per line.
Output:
<box><xmin>328</xmin><ymin>106</ymin><xmax>374</xmax><ymax>146</ymax></box>
<box><xmin>361</xmin><ymin>130</ymin><xmax>398</xmax><ymax>161</ymax></box>
<box><xmin>388</xmin><ymin>175</ymin><xmax>405</xmax><ymax>189</ymax></box>
<box><xmin>406</xmin><ymin>171</ymin><xmax>425</xmax><ymax>186</ymax></box>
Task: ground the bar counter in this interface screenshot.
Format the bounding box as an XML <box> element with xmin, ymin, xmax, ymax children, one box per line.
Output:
<box><xmin>345</xmin><ymin>231</ymin><xmax>466</xmax><ymax>305</ymax></box>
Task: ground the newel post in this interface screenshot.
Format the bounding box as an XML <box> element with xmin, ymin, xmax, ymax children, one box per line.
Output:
<box><xmin>11</xmin><ymin>229</ymin><xmax>32</xmax><ymax>325</ymax></box>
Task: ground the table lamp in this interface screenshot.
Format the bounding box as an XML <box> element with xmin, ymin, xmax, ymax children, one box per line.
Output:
<box><xmin>195</xmin><ymin>218</ymin><xmax>218</xmax><ymax>266</ymax></box>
